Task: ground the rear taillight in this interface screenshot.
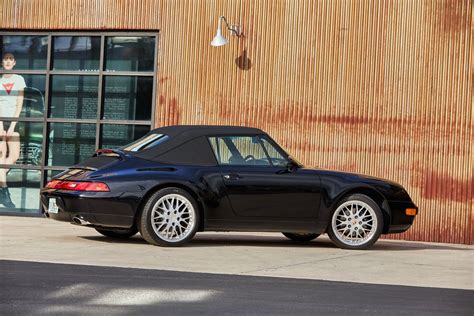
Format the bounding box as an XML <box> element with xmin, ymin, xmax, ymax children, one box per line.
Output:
<box><xmin>45</xmin><ymin>180</ymin><xmax>109</xmax><ymax>192</ymax></box>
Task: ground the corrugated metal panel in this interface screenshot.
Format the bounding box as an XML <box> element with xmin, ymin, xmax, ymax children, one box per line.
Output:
<box><xmin>1</xmin><ymin>0</ymin><xmax>472</xmax><ymax>244</ymax></box>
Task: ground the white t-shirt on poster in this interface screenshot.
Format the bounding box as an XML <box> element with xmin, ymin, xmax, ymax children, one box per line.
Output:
<box><xmin>0</xmin><ymin>74</ymin><xmax>26</xmax><ymax>117</ymax></box>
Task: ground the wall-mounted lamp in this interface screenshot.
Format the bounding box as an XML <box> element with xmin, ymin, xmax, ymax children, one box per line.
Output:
<box><xmin>211</xmin><ymin>16</ymin><xmax>242</xmax><ymax>47</ymax></box>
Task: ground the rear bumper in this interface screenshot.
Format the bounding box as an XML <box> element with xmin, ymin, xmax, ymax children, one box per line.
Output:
<box><xmin>40</xmin><ymin>189</ymin><xmax>137</xmax><ymax>229</ymax></box>
<box><xmin>386</xmin><ymin>200</ymin><xmax>418</xmax><ymax>234</ymax></box>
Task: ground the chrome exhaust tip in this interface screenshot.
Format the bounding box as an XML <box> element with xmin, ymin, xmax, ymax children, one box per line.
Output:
<box><xmin>72</xmin><ymin>216</ymin><xmax>91</xmax><ymax>226</ymax></box>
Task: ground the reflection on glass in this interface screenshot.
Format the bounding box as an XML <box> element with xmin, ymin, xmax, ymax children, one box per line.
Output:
<box><xmin>1</xmin><ymin>35</ymin><xmax>48</xmax><ymax>70</ymax></box>
<box><xmin>101</xmin><ymin>124</ymin><xmax>150</xmax><ymax>149</ymax></box>
<box><xmin>19</xmin><ymin>74</ymin><xmax>46</xmax><ymax>118</ymax></box>
<box><xmin>52</xmin><ymin>36</ymin><xmax>101</xmax><ymax>71</ymax></box>
<box><xmin>0</xmin><ymin>168</ymin><xmax>40</xmax><ymax>213</ymax></box>
<box><xmin>12</xmin><ymin>121</ymin><xmax>45</xmax><ymax>166</ymax></box>
<box><xmin>103</xmin><ymin>76</ymin><xmax>152</xmax><ymax>120</ymax></box>
<box><xmin>105</xmin><ymin>36</ymin><xmax>155</xmax><ymax>72</ymax></box>
<box><xmin>50</xmin><ymin>75</ymin><xmax>98</xmax><ymax>119</ymax></box>
<box><xmin>48</xmin><ymin>123</ymin><xmax>96</xmax><ymax>166</ymax></box>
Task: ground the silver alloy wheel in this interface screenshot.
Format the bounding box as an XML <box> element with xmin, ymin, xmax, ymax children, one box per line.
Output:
<box><xmin>150</xmin><ymin>193</ymin><xmax>196</xmax><ymax>243</ymax></box>
<box><xmin>331</xmin><ymin>200</ymin><xmax>378</xmax><ymax>246</ymax></box>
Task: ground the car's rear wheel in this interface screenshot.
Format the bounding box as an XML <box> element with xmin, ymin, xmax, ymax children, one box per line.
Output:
<box><xmin>327</xmin><ymin>194</ymin><xmax>383</xmax><ymax>250</ymax></box>
<box><xmin>282</xmin><ymin>232</ymin><xmax>320</xmax><ymax>242</ymax></box>
<box><xmin>139</xmin><ymin>187</ymin><xmax>199</xmax><ymax>247</ymax></box>
<box><xmin>95</xmin><ymin>227</ymin><xmax>138</xmax><ymax>239</ymax></box>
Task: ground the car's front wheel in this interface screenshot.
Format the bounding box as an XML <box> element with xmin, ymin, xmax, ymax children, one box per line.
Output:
<box><xmin>282</xmin><ymin>232</ymin><xmax>320</xmax><ymax>242</ymax></box>
<box><xmin>95</xmin><ymin>227</ymin><xmax>138</xmax><ymax>239</ymax></box>
<box><xmin>327</xmin><ymin>194</ymin><xmax>383</xmax><ymax>250</ymax></box>
<box><xmin>139</xmin><ymin>187</ymin><xmax>199</xmax><ymax>247</ymax></box>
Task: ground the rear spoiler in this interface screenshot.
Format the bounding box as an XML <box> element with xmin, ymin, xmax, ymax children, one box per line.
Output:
<box><xmin>69</xmin><ymin>149</ymin><xmax>127</xmax><ymax>171</ymax></box>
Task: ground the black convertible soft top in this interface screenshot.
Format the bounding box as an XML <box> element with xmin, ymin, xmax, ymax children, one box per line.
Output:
<box><xmin>147</xmin><ymin>125</ymin><xmax>263</xmax><ymax>138</ymax></box>
<box><xmin>131</xmin><ymin>125</ymin><xmax>266</xmax><ymax>164</ymax></box>
<box><xmin>75</xmin><ymin>125</ymin><xmax>270</xmax><ymax>169</ymax></box>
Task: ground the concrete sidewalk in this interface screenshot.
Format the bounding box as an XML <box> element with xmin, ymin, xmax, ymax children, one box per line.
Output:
<box><xmin>1</xmin><ymin>216</ymin><xmax>473</xmax><ymax>290</ymax></box>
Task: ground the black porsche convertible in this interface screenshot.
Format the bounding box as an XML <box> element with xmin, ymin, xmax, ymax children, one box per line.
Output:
<box><xmin>41</xmin><ymin>125</ymin><xmax>418</xmax><ymax>249</ymax></box>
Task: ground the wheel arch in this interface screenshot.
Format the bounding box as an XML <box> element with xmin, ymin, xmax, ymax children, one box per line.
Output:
<box><xmin>333</xmin><ymin>187</ymin><xmax>391</xmax><ymax>234</ymax></box>
<box><xmin>134</xmin><ymin>182</ymin><xmax>206</xmax><ymax>232</ymax></box>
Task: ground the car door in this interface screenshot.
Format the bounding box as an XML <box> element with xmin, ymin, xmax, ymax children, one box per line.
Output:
<box><xmin>208</xmin><ymin>135</ymin><xmax>321</xmax><ymax>220</ymax></box>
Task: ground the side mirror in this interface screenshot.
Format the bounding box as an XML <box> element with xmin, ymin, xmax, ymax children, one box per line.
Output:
<box><xmin>286</xmin><ymin>161</ymin><xmax>298</xmax><ymax>173</ymax></box>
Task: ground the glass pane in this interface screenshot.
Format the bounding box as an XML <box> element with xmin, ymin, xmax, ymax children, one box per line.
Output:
<box><xmin>103</xmin><ymin>76</ymin><xmax>153</xmax><ymax>120</ymax></box>
<box><xmin>0</xmin><ymin>121</ymin><xmax>43</xmax><ymax>166</ymax></box>
<box><xmin>209</xmin><ymin>137</ymin><xmax>232</xmax><ymax>164</ymax></box>
<box><xmin>1</xmin><ymin>73</ymin><xmax>27</xmax><ymax>118</ymax></box>
<box><xmin>52</xmin><ymin>36</ymin><xmax>101</xmax><ymax>71</ymax></box>
<box><xmin>1</xmin><ymin>35</ymin><xmax>48</xmax><ymax>70</ymax></box>
<box><xmin>20</xmin><ymin>74</ymin><xmax>46</xmax><ymax>118</ymax></box>
<box><xmin>105</xmin><ymin>36</ymin><xmax>155</xmax><ymax>72</ymax></box>
<box><xmin>0</xmin><ymin>168</ymin><xmax>40</xmax><ymax>213</ymax></box>
<box><xmin>261</xmin><ymin>137</ymin><xmax>288</xmax><ymax>167</ymax></box>
<box><xmin>11</xmin><ymin>121</ymin><xmax>44</xmax><ymax>166</ymax></box>
<box><xmin>209</xmin><ymin>136</ymin><xmax>270</xmax><ymax>166</ymax></box>
<box><xmin>1</xmin><ymin>74</ymin><xmax>45</xmax><ymax>118</ymax></box>
<box><xmin>49</xmin><ymin>75</ymin><xmax>99</xmax><ymax>119</ymax></box>
<box><xmin>101</xmin><ymin>124</ymin><xmax>150</xmax><ymax>149</ymax></box>
<box><xmin>47</xmin><ymin>123</ymin><xmax>96</xmax><ymax>166</ymax></box>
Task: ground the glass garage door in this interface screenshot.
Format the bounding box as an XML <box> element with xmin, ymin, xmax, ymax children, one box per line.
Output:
<box><xmin>0</xmin><ymin>32</ymin><xmax>158</xmax><ymax>215</ymax></box>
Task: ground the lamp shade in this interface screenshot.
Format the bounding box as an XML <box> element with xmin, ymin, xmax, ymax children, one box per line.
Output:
<box><xmin>211</xmin><ymin>28</ymin><xmax>228</xmax><ymax>47</ymax></box>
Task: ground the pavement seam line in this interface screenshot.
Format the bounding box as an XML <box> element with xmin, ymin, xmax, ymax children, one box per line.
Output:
<box><xmin>240</xmin><ymin>252</ymin><xmax>368</xmax><ymax>274</ymax></box>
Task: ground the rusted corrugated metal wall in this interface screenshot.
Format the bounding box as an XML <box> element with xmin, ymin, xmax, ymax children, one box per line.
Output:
<box><xmin>1</xmin><ymin>0</ymin><xmax>472</xmax><ymax>244</ymax></box>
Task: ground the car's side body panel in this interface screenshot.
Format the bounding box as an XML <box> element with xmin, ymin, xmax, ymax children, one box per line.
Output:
<box><xmin>41</xmin><ymin>160</ymin><xmax>324</xmax><ymax>232</ymax></box>
<box><xmin>217</xmin><ymin>166</ymin><xmax>321</xmax><ymax>219</ymax></box>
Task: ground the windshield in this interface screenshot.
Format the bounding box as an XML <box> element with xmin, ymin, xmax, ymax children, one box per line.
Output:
<box><xmin>121</xmin><ymin>133</ymin><xmax>169</xmax><ymax>152</ymax></box>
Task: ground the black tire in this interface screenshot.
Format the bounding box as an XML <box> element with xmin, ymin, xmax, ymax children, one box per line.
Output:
<box><xmin>139</xmin><ymin>187</ymin><xmax>200</xmax><ymax>247</ymax></box>
<box><xmin>327</xmin><ymin>194</ymin><xmax>384</xmax><ymax>250</ymax></box>
<box><xmin>95</xmin><ymin>227</ymin><xmax>138</xmax><ymax>239</ymax></box>
<box><xmin>282</xmin><ymin>232</ymin><xmax>320</xmax><ymax>242</ymax></box>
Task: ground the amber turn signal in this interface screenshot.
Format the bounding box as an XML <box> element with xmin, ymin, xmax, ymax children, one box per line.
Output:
<box><xmin>405</xmin><ymin>208</ymin><xmax>417</xmax><ymax>216</ymax></box>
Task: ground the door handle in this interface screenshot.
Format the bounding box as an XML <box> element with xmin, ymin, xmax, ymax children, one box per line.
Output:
<box><xmin>224</xmin><ymin>174</ymin><xmax>241</xmax><ymax>180</ymax></box>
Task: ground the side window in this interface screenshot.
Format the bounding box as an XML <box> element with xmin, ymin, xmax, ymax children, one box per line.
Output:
<box><xmin>260</xmin><ymin>137</ymin><xmax>289</xmax><ymax>167</ymax></box>
<box><xmin>209</xmin><ymin>137</ymin><xmax>232</xmax><ymax>164</ymax></box>
<box><xmin>208</xmin><ymin>136</ymin><xmax>271</xmax><ymax>166</ymax></box>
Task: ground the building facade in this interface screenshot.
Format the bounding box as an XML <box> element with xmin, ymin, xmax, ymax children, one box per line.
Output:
<box><xmin>1</xmin><ymin>0</ymin><xmax>472</xmax><ymax>244</ymax></box>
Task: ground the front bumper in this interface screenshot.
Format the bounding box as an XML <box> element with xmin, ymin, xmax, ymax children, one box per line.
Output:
<box><xmin>386</xmin><ymin>200</ymin><xmax>418</xmax><ymax>233</ymax></box>
<box><xmin>40</xmin><ymin>189</ymin><xmax>137</xmax><ymax>229</ymax></box>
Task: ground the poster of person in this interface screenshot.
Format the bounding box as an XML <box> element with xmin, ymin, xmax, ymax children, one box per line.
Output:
<box><xmin>0</xmin><ymin>52</ymin><xmax>25</xmax><ymax>208</ymax></box>
<box><xmin>1</xmin><ymin>34</ymin><xmax>48</xmax><ymax>213</ymax></box>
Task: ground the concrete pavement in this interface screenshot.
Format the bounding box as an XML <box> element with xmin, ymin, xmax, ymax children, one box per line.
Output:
<box><xmin>1</xmin><ymin>216</ymin><xmax>473</xmax><ymax>290</ymax></box>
